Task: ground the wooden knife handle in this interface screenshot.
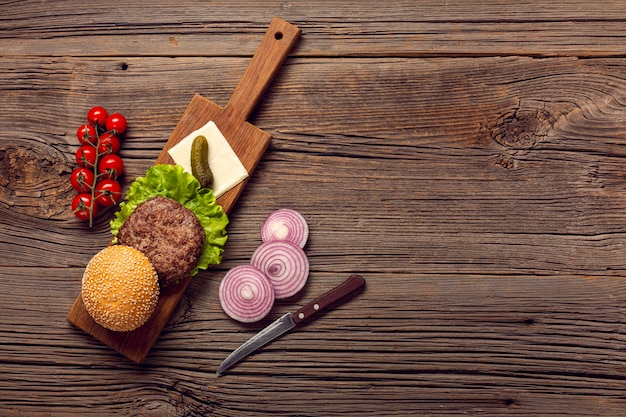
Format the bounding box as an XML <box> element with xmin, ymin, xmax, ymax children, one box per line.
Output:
<box><xmin>225</xmin><ymin>17</ymin><xmax>301</xmax><ymax>122</ymax></box>
<box><xmin>292</xmin><ymin>275</ymin><xmax>366</xmax><ymax>325</ymax></box>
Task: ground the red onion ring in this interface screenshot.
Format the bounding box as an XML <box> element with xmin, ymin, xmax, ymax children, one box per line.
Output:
<box><xmin>260</xmin><ymin>208</ymin><xmax>309</xmax><ymax>248</ymax></box>
<box><xmin>218</xmin><ymin>265</ymin><xmax>275</xmax><ymax>323</ymax></box>
<box><xmin>250</xmin><ymin>240</ymin><xmax>309</xmax><ymax>299</ymax></box>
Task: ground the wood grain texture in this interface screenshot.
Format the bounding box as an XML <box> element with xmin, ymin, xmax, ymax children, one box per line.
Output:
<box><xmin>2</xmin><ymin>1</ymin><xmax>626</xmax><ymax>58</ymax></box>
<box><xmin>1</xmin><ymin>1</ymin><xmax>626</xmax><ymax>416</ymax></box>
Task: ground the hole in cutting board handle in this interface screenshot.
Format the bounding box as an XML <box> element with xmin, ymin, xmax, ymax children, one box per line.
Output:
<box><xmin>274</xmin><ymin>31</ymin><xmax>283</xmax><ymax>40</ymax></box>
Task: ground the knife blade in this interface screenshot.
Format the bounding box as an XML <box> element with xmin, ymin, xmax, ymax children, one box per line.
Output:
<box><xmin>216</xmin><ymin>274</ymin><xmax>365</xmax><ymax>375</ymax></box>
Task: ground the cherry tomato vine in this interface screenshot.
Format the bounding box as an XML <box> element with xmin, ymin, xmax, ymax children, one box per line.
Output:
<box><xmin>71</xmin><ymin>106</ymin><xmax>126</xmax><ymax>226</ymax></box>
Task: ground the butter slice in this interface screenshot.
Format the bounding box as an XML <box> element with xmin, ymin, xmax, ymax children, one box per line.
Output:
<box><xmin>167</xmin><ymin>121</ymin><xmax>248</xmax><ymax>198</ymax></box>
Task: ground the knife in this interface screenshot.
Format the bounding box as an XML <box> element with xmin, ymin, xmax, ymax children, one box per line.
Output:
<box><xmin>216</xmin><ymin>274</ymin><xmax>366</xmax><ymax>375</ymax></box>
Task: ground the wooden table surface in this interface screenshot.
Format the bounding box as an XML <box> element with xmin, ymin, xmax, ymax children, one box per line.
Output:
<box><xmin>1</xmin><ymin>1</ymin><xmax>625</xmax><ymax>415</ymax></box>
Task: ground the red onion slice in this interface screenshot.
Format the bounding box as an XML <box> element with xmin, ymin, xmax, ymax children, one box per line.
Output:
<box><xmin>218</xmin><ymin>265</ymin><xmax>275</xmax><ymax>323</ymax></box>
<box><xmin>250</xmin><ymin>240</ymin><xmax>309</xmax><ymax>299</ymax></box>
<box><xmin>260</xmin><ymin>208</ymin><xmax>309</xmax><ymax>248</ymax></box>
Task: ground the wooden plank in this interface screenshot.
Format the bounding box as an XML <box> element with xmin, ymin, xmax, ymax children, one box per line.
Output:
<box><xmin>2</xmin><ymin>268</ymin><xmax>625</xmax><ymax>415</ymax></box>
<box><xmin>1</xmin><ymin>1</ymin><xmax>626</xmax><ymax>58</ymax></box>
<box><xmin>1</xmin><ymin>1</ymin><xmax>626</xmax><ymax>415</ymax></box>
<box><xmin>3</xmin><ymin>56</ymin><xmax>626</xmax><ymax>275</ymax></box>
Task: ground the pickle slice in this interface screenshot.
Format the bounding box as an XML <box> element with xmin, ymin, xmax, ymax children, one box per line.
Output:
<box><xmin>190</xmin><ymin>135</ymin><xmax>214</xmax><ymax>188</ymax></box>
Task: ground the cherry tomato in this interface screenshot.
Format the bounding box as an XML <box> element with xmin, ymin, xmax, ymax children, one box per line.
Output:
<box><xmin>98</xmin><ymin>154</ymin><xmax>124</xmax><ymax>179</ymax></box>
<box><xmin>76</xmin><ymin>145</ymin><xmax>97</xmax><ymax>168</ymax></box>
<box><xmin>76</xmin><ymin>124</ymin><xmax>97</xmax><ymax>146</ymax></box>
<box><xmin>87</xmin><ymin>106</ymin><xmax>108</xmax><ymax>127</ymax></box>
<box><xmin>97</xmin><ymin>132</ymin><xmax>120</xmax><ymax>155</ymax></box>
<box><xmin>95</xmin><ymin>179</ymin><xmax>123</xmax><ymax>206</ymax></box>
<box><xmin>105</xmin><ymin>113</ymin><xmax>127</xmax><ymax>135</ymax></box>
<box><xmin>72</xmin><ymin>193</ymin><xmax>99</xmax><ymax>221</ymax></box>
<box><xmin>70</xmin><ymin>167</ymin><xmax>95</xmax><ymax>193</ymax></box>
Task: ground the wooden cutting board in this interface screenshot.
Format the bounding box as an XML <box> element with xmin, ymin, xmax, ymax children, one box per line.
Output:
<box><xmin>67</xmin><ymin>17</ymin><xmax>301</xmax><ymax>363</ymax></box>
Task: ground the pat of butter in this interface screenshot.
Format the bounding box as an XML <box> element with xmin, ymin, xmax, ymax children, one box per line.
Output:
<box><xmin>167</xmin><ymin>121</ymin><xmax>248</xmax><ymax>198</ymax></box>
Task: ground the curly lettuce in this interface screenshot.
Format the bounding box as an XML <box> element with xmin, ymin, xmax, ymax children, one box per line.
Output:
<box><xmin>110</xmin><ymin>164</ymin><xmax>228</xmax><ymax>276</ymax></box>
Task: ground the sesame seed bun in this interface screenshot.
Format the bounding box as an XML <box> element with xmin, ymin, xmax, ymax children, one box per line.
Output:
<box><xmin>81</xmin><ymin>245</ymin><xmax>160</xmax><ymax>332</ymax></box>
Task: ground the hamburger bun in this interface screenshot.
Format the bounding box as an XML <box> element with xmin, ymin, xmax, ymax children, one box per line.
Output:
<box><xmin>82</xmin><ymin>245</ymin><xmax>160</xmax><ymax>332</ymax></box>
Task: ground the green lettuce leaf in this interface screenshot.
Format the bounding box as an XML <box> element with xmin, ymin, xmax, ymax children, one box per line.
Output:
<box><xmin>110</xmin><ymin>164</ymin><xmax>228</xmax><ymax>276</ymax></box>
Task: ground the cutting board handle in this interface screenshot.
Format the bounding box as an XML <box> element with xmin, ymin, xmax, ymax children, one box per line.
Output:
<box><xmin>225</xmin><ymin>17</ymin><xmax>301</xmax><ymax>122</ymax></box>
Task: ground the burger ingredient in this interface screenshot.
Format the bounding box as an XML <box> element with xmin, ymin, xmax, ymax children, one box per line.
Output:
<box><xmin>105</xmin><ymin>113</ymin><xmax>127</xmax><ymax>135</ymax></box>
<box><xmin>167</xmin><ymin>120</ymin><xmax>248</xmax><ymax>198</ymax></box>
<box><xmin>95</xmin><ymin>179</ymin><xmax>123</xmax><ymax>207</ymax></box>
<box><xmin>190</xmin><ymin>135</ymin><xmax>214</xmax><ymax>189</ymax></box>
<box><xmin>98</xmin><ymin>154</ymin><xmax>124</xmax><ymax>180</ymax></box>
<box><xmin>77</xmin><ymin>124</ymin><xmax>97</xmax><ymax>146</ymax></box>
<box><xmin>75</xmin><ymin>145</ymin><xmax>97</xmax><ymax>168</ymax></box>
<box><xmin>70</xmin><ymin>106</ymin><xmax>127</xmax><ymax>226</ymax></box>
<box><xmin>97</xmin><ymin>132</ymin><xmax>120</xmax><ymax>155</ymax></box>
<box><xmin>70</xmin><ymin>167</ymin><xmax>95</xmax><ymax>193</ymax></box>
<box><xmin>250</xmin><ymin>240</ymin><xmax>309</xmax><ymax>299</ymax></box>
<box><xmin>110</xmin><ymin>164</ymin><xmax>229</xmax><ymax>276</ymax></box>
<box><xmin>218</xmin><ymin>208</ymin><xmax>310</xmax><ymax>321</ymax></box>
<box><xmin>87</xmin><ymin>106</ymin><xmax>108</xmax><ymax>127</ymax></box>
<box><xmin>81</xmin><ymin>245</ymin><xmax>159</xmax><ymax>332</ymax></box>
<box><xmin>117</xmin><ymin>196</ymin><xmax>206</xmax><ymax>286</ymax></box>
<box><xmin>219</xmin><ymin>265</ymin><xmax>275</xmax><ymax>323</ymax></box>
<box><xmin>260</xmin><ymin>208</ymin><xmax>309</xmax><ymax>248</ymax></box>
<box><xmin>72</xmin><ymin>193</ymin><xmax>99</xmax><ymax>221</ymax></box>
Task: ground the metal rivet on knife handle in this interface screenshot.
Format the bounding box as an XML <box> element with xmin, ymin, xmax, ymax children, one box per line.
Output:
<box><xmin>292</xmin><ymin>274</ymin><xmax>365</xmax><ymax>325</ymax></box>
